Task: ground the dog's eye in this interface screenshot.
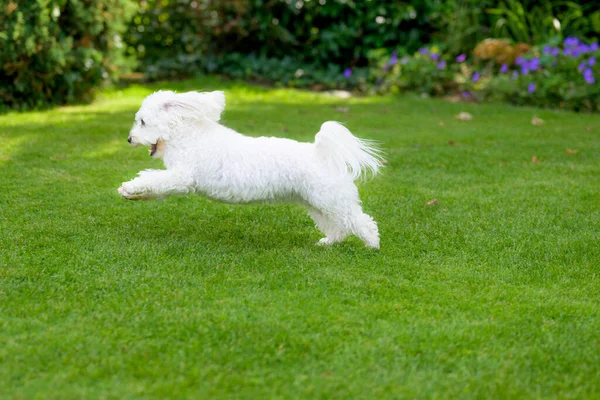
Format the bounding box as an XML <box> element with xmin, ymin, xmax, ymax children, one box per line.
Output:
<box><xmin>141</xmin><ymin>119</ymin><xmax>145</xmax><ymax>127</ymax></box>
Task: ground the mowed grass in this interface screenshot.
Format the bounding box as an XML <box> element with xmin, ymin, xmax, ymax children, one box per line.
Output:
<box><xmin>1</xmin><ymin>76</ymin><xmax>599</xmax><ymax>399</ymax></box>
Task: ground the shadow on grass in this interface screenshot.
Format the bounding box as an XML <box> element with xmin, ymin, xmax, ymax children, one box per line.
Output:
<box><xmin>112</xmin><ymin>200</ymin><xmax>320</xmax><ymax>251</ymax></box>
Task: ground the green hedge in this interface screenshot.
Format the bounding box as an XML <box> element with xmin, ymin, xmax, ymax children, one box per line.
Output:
<box><xmin>125</xmin><ymin>0</ymin><xmax>600</xmax><ymax>81</ymax></box>
<box><xmin>0</xmin><ymin>0</ymin><xmax>136</xmax><ymax>111</ymax></box>
<box><xmin>125</xmin><ymin>0</ymin><xmax>442</xmax><ymax>79</ymax></box>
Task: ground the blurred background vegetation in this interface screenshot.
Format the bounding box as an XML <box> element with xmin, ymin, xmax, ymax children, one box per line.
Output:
<box><xmin>2</xmin><ymin>0</ymin><xmax>599</xmax><ymax>112</ymax></box>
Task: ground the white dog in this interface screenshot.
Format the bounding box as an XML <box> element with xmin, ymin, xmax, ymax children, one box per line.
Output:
<box><xmin>118</xmin><ymin>90</ymin><xmax>383</xmax><ymax>248</ymax></box>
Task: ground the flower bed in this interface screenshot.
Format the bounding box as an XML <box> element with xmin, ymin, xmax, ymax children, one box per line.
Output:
<box><xmin>369</xmin><ymin>37</ymin><xmax>599</xmax><ymax>112</ymax></box>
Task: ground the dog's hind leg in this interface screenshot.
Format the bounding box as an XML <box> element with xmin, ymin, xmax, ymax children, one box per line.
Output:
<box><xmin>347</xmin><ymin>209</ymin><xmax>380</xmax><ymax>249</ymax></box>
<box><xmin>118</xmin><ymin>169</ymin><xmax>194</xmax><ymax>200</ymax></box>
<box><xmin>306</xmin><ymin>207</ymin><xmax>349</xmax><ymax>246</ymax></box>
<box><xmin>326</xmin><ymin>204</ymin><xmax>380</xmax><ymax>249</ymax></box>
<box><xmin>305</xmin><ymin>184</ymin><xmax>380</xmax><ymax>249</ymax></box>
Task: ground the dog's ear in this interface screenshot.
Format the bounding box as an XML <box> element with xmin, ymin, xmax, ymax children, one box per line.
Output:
<box><xmin>162</xmin><ymin>91</ymin><xmax>226</xmax><ymax>122</ymax></box>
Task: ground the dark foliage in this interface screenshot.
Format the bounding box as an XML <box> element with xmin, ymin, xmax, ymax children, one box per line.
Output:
<box><xmin>0</xmin><ymin>0</ymin><xmax>136</xmax><ymax>111</ymax></box>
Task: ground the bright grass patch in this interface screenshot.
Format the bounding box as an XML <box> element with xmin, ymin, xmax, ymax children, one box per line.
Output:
<box><xmin>1</xmin><ymin>77</ymin><xmax>599</xmax><ymax>399</ymax></box>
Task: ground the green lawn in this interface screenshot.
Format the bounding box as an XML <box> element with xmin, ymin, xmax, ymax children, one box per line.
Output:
<box><xmin>1</xmin><ymin>76</ymin><xmax>599</xmax><ymax>399</ymax></box>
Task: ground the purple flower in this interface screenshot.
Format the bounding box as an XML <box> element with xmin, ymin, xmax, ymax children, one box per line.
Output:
<box><xmin>500</xmin><ymin>63</ymin><xmax>508</xmax><ymax>73</ymax></box>
<box><xmin>430</xmin><ymin>53</ymin><xmax>440</xmax><ymax>61</ymax></box>
<box><xmin>515</xmin><ymin>56</ymin><xmax>525</xmax><ymax>66</ymax></box>
<box><xmin>528</xmin><ymin>58</ymin><xmax>540</xmax><ymax>71</ymax></box>
<box><xmin>343</xmin><ymin>68</ymin><xmax>352</xmax><ymax>78</ymax></box>
<box><xmin>521</xmin><ymin>65</ymin><xmax>529</xmax><ymax>75</ymax></box>
<box><xmin>564</xmin><ymin>48</ymin><xmax>572</xmax><ymax>57</ymax></box>
<box><xmin>527</xmin><ymin>82</ymin><xmax>536</xmax><ymax>94</ymax></box>
<box><xmin>472</xmin><ymin>72</ymin><xmax>480</xmax><ymax>82</ymax></box>
<box><xmin>564</xmin><ymin>37</ymin><xmax>579</xmax><ymax>47</ymax></box>
<box><xmin>419</xmin><ymin>48</ymin><xmax>429</xmax><ymax>55</ymax></box>
<box><xmin>578</xmin><ymin>44</ymin><xmax>590</xmax><ymax>54</ymax></box>
<box><xmin>461</xmin><ymin>91</ymin><xmax>472</xmax><ymax>99</ymax></box>
<box><xmin>436</xmin><ymin>60</ymin><xmax>446</xmax><ymax>70</ymax></box>
<box><xmin>578</xmin><ymin>62</ymin><xmax>586</xmax><ymax>72</ymax></box>
<box><xmin>543</xmin><ymin>45</ymin><xmax>552</xmax><ymax>55</ymax></box>
<box><xmin>591</xmin><ymin>42</ymin><xmax>599</xmax><ymax>52</ymax></box>
<box><xmin>456</xmin><ymin>54</ymin><xmax>466</xmax><ymax>63</ymax></box>
<box><xmin>583</xmin><ymin>68</ymin><xmax>595</xmax><ymax>84</ymax></box>
<box><xmin>589</xmin><ymin>57</ymin><xmax>596</xmax><ymax>66</ymax></box>
<box><xmin>544</xmin><ymin>46</ymin><xmax>560</xmax><ymax>57</ymax></box>
<box><xmin>389</xmin><ymin>50</ymin><xmax>398</xmax><ymax>66</ymax></box>
<box><xmin>512</xmin><ymin>71</ymin><xmax>519</xmax><ymax>80</ymax></box>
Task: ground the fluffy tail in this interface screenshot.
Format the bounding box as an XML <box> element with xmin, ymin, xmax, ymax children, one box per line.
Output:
<box><xmin>314</xmin><ymin>121</ymin><xmax>384</xmax><ymax>181</ymax></box>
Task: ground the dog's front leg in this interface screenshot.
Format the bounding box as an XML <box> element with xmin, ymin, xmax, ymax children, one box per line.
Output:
<box><xmin>118</xmin><ymin>169</ymin><xmax>194</xmax><ymax>200</ymax></box>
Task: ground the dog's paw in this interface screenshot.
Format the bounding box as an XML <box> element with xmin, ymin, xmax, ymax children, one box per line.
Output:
<box><xmin>118</xmin><ymin>184</ymin><xmax>148</xmax><ymax>200</ymax></box>
<box><xmin>117</xmin><ymin>185</ymin><xmax>129</xmax><ymax>197</ymax></box>
<box><xmin>317</xmin><ymin>237</ymin><xmax>335</xmax><ymax>246</ymax></box>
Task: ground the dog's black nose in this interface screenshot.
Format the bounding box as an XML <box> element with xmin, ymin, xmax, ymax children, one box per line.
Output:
<box><xmin>127</xmin><ymin>137</ymin><xmax>132</xmax><ymax>144</ymax></box>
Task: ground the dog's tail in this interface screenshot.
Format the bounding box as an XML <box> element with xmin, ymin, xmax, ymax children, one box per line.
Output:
<box><xmin>314</xmin><ymin>121</ymin><xmax>384</xmax><ymax>181</ymax></box>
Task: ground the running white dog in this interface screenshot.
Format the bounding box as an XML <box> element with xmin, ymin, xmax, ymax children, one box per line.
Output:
<box><xmin>118</xmin><ymin>90</ymin><xmax>383</xmax><ymax>248</ymax></box>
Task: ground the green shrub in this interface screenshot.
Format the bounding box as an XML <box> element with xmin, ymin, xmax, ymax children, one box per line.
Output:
<box><xmin>124</xmin><ymin>0</ymin><xmax>600</xmax><ymax>94</ymax></box>
<box><xmin>203</xmin><ymin>53</ymin><xmax>370</xmax><ymax>91</ymax></box>
<box><xmin>435</xmin><ymin>0</ymin><xmax>600</xmax><ymax>56</ymax></box>
<box><xmin>484</xmin><ymin>39</ymin><xmax>600</xmax><ymax>111</ymax></box>
<box><xmin>374</xmin><ymin>38</ymin><xmax>600</xmax><ymax>112</ymax></box>
<box><xmin>370</xmin><ymin>47</ymin><xmax>459</xmax><ymax>96</ymax></box>
<box><xmin>0</xmin><ymin>0</ymin><xmax>137</xmax><ymax>111</ymax></box>
<box><xmin>125</xmin><ymin>0</ymin><xmax>443</xmax><ymax>79</ymax></box>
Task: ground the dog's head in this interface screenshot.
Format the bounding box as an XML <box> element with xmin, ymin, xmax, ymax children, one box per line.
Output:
<box><xmin>127</xmin><ymin>90</ymin><xmax>225</xmax><ymax>158</ymax></box>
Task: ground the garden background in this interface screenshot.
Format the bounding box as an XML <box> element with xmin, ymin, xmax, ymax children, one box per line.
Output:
<box><xmin>2</xmin><ymin>0</ymin><xmax>600</xmax><ymax>112</ymax></box>
<box><xmin>1</xmin><ymin>1</ymin><xmax>600</xmax><ymax>399</ymax></box>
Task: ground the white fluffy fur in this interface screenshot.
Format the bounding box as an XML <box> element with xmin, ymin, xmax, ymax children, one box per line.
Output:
<box><xmin>118</xmin><ymin>90</ymin><xmax>384</xmax><ymax>248</ymax></box>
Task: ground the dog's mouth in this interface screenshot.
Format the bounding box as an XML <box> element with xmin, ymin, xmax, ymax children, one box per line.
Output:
<box><xmin>149</xmin><ymin>143</ymin><xmax>158</xmax><ymax>157</ymax></box>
